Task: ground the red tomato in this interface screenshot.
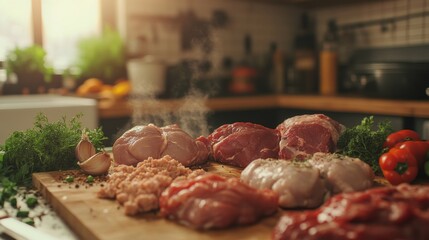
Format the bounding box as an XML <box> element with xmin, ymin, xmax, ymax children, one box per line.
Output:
<box><xmin>379</xmin><ymin>148</ymin><xmax>418</xmax><ymax>185</ymax></box>
<box><xmin>395</xmin><ymin>141</ymin><xmax>429</xmax><ymax>169</ymax></box>
<box><xmin>383</xmin><ymin>129</ymin><xmax>420</xmax><ymax>149</ymax></box>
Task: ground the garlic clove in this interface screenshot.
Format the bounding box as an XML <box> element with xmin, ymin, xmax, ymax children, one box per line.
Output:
<box><xmin>78</xmin><ymin>152</ymin><xmax>112</xmax><ymax>175</ymax></box>
<box><xmin>75</xmin><ymin>132</ymin><xmax>96</xmax><ymax>163</ymax></box>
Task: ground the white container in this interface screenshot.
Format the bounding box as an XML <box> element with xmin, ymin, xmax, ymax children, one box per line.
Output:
<box><xmin>127</xmin><ymin>56</ymin><xmax>166</xmax><ymax>97</ymax></box>
<box><xmin>0</xmin><ymin>95</ymin><xmax>97</xmax><ymax>144</ymax></box>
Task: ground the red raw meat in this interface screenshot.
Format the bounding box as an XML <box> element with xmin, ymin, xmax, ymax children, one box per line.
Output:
<box><xmin>272</xmin><ymin>184</ymin><xmax>429</xmax><ymax>240</ymax></box>
<box><xmin>202</xmin><ymin>122</ymin><xmax>280</xmax><ymax>168</ymax></box>
<box><xmin>113</xmin><ymin>124</ymin><xmax>209</xmax><ymax>166</ymax></box>
<box><xmin>276</xmin><ymin>114</ymin><xmax>344</xmax><ymax>160</ymax></box>
<box><xmin>159</xmin><ymin>173</ymin><xmax>279</xmax><ymax>230</ymax></box>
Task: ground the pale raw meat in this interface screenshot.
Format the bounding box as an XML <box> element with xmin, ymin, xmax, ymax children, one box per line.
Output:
<box><xmin>202</xmin><ymin>122</ymin><xmax>280</xmax><ymax>168</ymax></box>
<box><xmin>273</xmin><ymin>184</ymin><xmax>429</xmax><ymax>240</ymax></box>
<box><xmin>241</xmin><ymin>158</ymin><xmax>329</xmax><ymax>208</ymax></box>
<box><xmin>97</xmin><ymin>155</ymin><xmax>205</xmax><ymax>215</ymax></box>
<box><xmin>159</xmin><ymin>173</ymin><xmax>279</xmax><ymax>230</ymax></box>
<box><xmin>308</xmin><ymin>152</ymin><xmax>374</xmax><ymax>194</ymax></box>
<box><xmin>276</xmin><ymin>114</ymin><xmax>345</xmax><ymax>160</ymax></box>
<box><xmin>113</xmin><ymin>124</ymin><xmax>209</xmax><ymax>166</ymax></box>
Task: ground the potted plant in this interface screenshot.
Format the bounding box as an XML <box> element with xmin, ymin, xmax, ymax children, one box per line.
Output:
<box><xmin>74</xmin><ymin>27</ymin><xmax>127</xmax><ymax>85</ymax></box>
<box><xmin>4</xmin><ymin>45</ymin><xmax>53</xmax><ymax>94</ymax></box>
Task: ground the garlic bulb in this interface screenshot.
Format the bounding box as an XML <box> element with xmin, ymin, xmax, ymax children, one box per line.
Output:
<box><xmin>77</xmin><ymin>152</ymin><xmax>112</xmax><ymax>175</ymax></box>
<box><xmin>75</xmin><ymin>132</ymin><xmax>96</xmax><ymax>163</ymax></box>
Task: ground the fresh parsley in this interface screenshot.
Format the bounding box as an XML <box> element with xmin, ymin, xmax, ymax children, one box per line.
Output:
<box><xmin>0</xmin><ymin>113</ymin><xmax>107</xmax><ymax>186</ymax></box>
<box><xmin>337</xmin><ymin>116</ymin><xmax>393</xmax><ymax>175</ymax></box>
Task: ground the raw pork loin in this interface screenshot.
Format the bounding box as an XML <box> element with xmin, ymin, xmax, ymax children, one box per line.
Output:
<box><xmin>308</xmin><ymin>152</ymin><xmax>374</xmax><ymax>194</ymax></box>
<box><xmin>202</xmin><ymin>122</ymin><xmax>280</xmax><ymax>168</ymax></box>
<box><xmin>276</xmin><ymin>114</ymin><xmax>344</xmax><ymax>160</ymax></box>
<box><xmin>241</xmin><ymin>159</ymin><xmax>328</xmax><ymax>208</ymax></box>
<box><xmin>113</xmin><ymin>124</ymin><xmax>209</xmax><ymax>166</ymax></box>
<box><xmin>159</xmin><ymin>173</ymin><xmax>279</xmax><ymax>230</ymax></box>
<box><xmin>273</xmin><ymin>184</ymin><xmax>429</xmax><ymax>240</ymax></box>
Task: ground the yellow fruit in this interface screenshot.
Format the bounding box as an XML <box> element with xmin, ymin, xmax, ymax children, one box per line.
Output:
<box><xmin>112</xmin><ymin>81</ymin><xmax>131</xmax><ymax>98</ymax></box>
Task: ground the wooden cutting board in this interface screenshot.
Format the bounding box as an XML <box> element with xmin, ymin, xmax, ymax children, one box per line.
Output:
<box><xmin>32</xmin><ymin>163</ymin><xmax>280</xmax><ymax>240</ymax></box>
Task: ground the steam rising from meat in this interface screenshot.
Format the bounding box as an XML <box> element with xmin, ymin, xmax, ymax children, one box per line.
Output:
<box><xmin>121</xmin><ymin>20</ymin><xmax>225</xmax><ymax>140</ymax></box>
<box><xmin>129</xmin><ymin>93</ymin><xmax>211</xmax><ymax>139</ymax></box>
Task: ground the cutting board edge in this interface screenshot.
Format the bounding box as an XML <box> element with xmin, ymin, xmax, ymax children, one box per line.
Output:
<box><xmin>32</xmin><ymin>172</ymin><xmax>102</xmax><ymax>240</ymax></box>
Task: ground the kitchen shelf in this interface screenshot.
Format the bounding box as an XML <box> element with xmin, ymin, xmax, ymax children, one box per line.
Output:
<box><xmin>240</xmin><ymin>0</ymin><xmax>391</xmax><ymax>8</ymax></box>
<box><xmin>97</xmin><ymin>95</ymin><xmax>429</xmax><ymax>119</ymax></box>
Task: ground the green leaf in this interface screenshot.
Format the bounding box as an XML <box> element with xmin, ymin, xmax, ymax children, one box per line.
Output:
<box><xmin>0</xmin><ymin>113</ymin><xmax>107</xmax><ymax>186</ymax></box>
<box><xmin>337</xmin><ymin>116</ymin><xmax>393</xmax><ymax>175</ymax></box>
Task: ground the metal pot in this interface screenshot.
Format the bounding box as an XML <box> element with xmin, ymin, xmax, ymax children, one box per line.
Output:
<box><xmin>346</xmin><ymin>62</ymin><xmax>429</xmax><ymax>99</ymax></box>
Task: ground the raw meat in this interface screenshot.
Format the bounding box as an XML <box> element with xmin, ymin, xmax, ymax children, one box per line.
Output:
<box><xmin>240</xmin><ymin>153</ymin><xmax>374</xmax><ymax>209</ymax></box>
<box><xmin>276</xmin><ymin>114</ymin><xmax>344</xmax><ymax>160</ymax></box>
<box><xmin>97</xmin><ymin>155</ymin><xmax>205</xmax><ymax>215</ymax></box>
<box><xmin>272</xmin><ymin>183</ymin><xmax>429</xmax><ymax>240</ymax></box>
<box><xmin>202</xmin><ymin>122</ymin><xmax>280</xmax><ymax>168</ymax></box>
<box><xmin>241</xmin><ymin>158</ymin><xmax>329</xmax><ymax>208</ymax></box>
<box><xmin>159</xmin><ymin>173</ymin><xmax>279</xmax><ymax>230</ymax></box>
<box><xmin>113</xmin><ymin>124</ymin><xmax>209</xmax><ymax>166</ymax></box>
<box><xmin>308</xmin><ymin>152</ymin><xmax>374</xmax><ymax>194</ymax></box>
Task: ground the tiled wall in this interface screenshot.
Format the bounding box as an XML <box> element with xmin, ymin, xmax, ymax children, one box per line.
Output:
<box><xmin>315</xmin><ymin>0</ymin><xmax>429</xmax><ymax>49</ymax></box>
<box><xmin>119</xmin><ymin>0</ymin><xmax>429</xmax><ymax>66</ymax></box>
<box><xmin>119</xmin><ymin>0</ymin><xmax>301</xmax><ymax>67</ymax></box>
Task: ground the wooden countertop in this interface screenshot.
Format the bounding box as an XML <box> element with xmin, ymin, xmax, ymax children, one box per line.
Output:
<box><xmin>97</xmin><ymin>94</ymin><xmax>429</xmax><ymax>119</ymax></box>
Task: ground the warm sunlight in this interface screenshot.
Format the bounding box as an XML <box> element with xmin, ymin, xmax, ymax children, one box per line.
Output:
<box><xmin>0</xmin><ymin>0</ymin><xmax>100</xmax><ymax>69</ymax></box>
<box><xmin>42</xmin><ymin>0</ymin><xmax>101</xmax><ymax>70</ymax></box>
<box><xmin>0</xmin><ymin>0</ymin><xmax>32</xmax><ymax>61</ymax></box>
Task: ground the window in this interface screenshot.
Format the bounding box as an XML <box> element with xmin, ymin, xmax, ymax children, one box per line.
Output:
<box><xmin>42</xmin><ymin>0</ymin><xmax>101</xmax><ymax>70</ymax></box>
<box><xmin>0</xmin><ymin>0</ymin><xmax>32</xmax><ymax>61</ymax></box>
<box><xmin>0</xmin><ymin>0</ymin><xmax>101</xmax><ymax>71</ymax></box>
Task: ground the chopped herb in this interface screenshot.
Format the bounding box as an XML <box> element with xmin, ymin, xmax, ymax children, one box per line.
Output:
<box><xmin>86</xmin><ymin>175</ymin><xmax>94</xmax><ymax>184</ymax></box>
<box><xmin>22</xmin><ymin>218</ymin><xmax>35</xmax><ymax>226</ymax></box>
<box><xmin>25</xmin><ymin>196</ymin><xmax>38</xmax><ymax>209</ymax></box>
<box><xmin>337</xmin><ymin>116</ymin><xmax>393</xmax><ymax>175</ymax></box>
<box><xmin>16</xmin><ymin>210</ymin><xmax>29</xmax><ymax>218</ymax></box>
<box><xmin>64</xmin><ymin>175</ymin><xmax>74</xmax><ymax>183</ymax></box>
<box><xmin>9</xmin><ymin>197</ymin><xmax>17</xmax><ymax>208</ymax></box>
<box><xmin>0</xmin><ymin>178</ymin><xmax>17</xmax><ymax>206</ymax></box>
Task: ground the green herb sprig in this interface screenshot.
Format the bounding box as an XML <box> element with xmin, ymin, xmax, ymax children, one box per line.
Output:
<box><xmin>0</xmin><ymin>113</ymin><xmax>107</xmax><ymax>186</ymax></box>
<box><xmin>337</xmin><ymin>116</ymin><xmax>393</xmax><ymax>175</ymax></box>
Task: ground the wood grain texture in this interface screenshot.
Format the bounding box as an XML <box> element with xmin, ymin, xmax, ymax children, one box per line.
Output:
<box><xmin>32</xmin><ymin>163</ymin><xmax>278</xmax><ymax>240</ymax></box>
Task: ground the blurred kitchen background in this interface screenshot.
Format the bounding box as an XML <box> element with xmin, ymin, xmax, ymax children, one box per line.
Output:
<box><xmin>1</xmin><ymin>0</ymin><xmax>429</xmax><ymax>145</ymax></box>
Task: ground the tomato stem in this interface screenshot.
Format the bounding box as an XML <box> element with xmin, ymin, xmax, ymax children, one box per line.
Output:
<box><xmin>395</xmin><ymin>162</ymin><xmax>408</xmax><ymax>175</ymax></box>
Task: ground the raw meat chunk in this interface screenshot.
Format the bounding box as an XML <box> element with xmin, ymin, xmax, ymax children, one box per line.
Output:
<box><xmin>241</xmin><ymin>159</ymin><xmax>328</xmax><ymax>208</ymax></box>
<box><xmin>202</xmin><ymin>122</ymin><xmax>280</xmax><ymax>168</ymax></box>
<box><xmin>113</xmin><ymin>124</ymin><xmax>209</xmax><ymax>166</ymax></box>
<box><xmin>159</xmin><ymin>173</ymin><xmax>278</xmax><ymax>230</ymax></box>
<box><xmin>276</xmin><ymin>114</ymin><xmax>344</xmax><ymax>160</ymax></box>
<box><xmin>308</xmin><ymin>152</ymin><xmax>374</xmax><ymax>194</ymax></box>
<box><xmin>273</xmin><ymin>184</ymin><xmax>429</xmax><ymax>240</ymax></box>
<box><xmin>97</xmin><ymin>155</ymin><xmax>205</xmax><ymax>215</ymax></box>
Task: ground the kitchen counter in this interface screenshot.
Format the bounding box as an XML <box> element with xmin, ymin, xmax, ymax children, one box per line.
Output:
<box><xmin>97</xmin><ymin>94</ymin><xmax>429</xmax><ymax>119</ymax></box>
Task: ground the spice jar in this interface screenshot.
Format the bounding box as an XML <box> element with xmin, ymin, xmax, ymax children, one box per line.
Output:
<box><xmin>229</xmin><ymin>67</ymin><xmax>257</xmax><ymax>94</ymax></box>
